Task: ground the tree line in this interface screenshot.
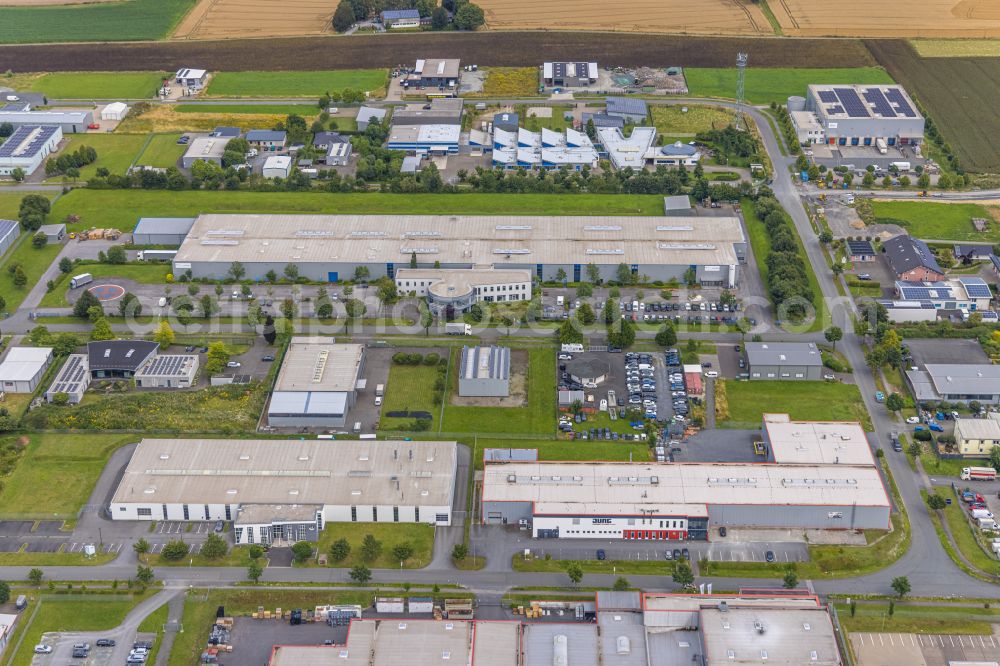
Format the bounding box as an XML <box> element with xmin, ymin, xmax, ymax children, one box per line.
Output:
<box><xmin>333</xmin><ymin>0</ymin><xmax>484</xmax><ymax>32</ymax></box>
<box><xmin>752</xmin><ymin>190</ymin><xmax>815</xmax><ymax>321</ymax></box>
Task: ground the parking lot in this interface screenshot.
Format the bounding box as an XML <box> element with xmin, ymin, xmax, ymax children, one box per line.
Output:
<box><xmin>851</xmin><ymin>631</ymin><xmax>1000</xmax><ymax>666</ymax></box>
<box><xmin>30</xmin><ymin>636</ymin><xmax>118</xmax><ymax>666</ymax></box>
<box><xmin>525</xmin><ymin>539</ymin><xmax>809</xmax><ymax>564</ymax></box>
<box><xmin>229</xmin><ymin>618</ymin><xmax>348</xmax><ymax>666</ymax></box>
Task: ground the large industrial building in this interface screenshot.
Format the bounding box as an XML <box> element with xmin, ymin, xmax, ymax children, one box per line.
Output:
<box><xmin>790</xmin><ymin>84</ymin><xmax>924</xmax><ymax>147</ymax></box>
<box><xmin>0</xmin><ymin>347</ymin><xmax>53</xmax><ymax>393</ymax></box>
<box><xmin>395</xmin><ymin>267</ymin><xmax>532</xmax><ymax>314</ymax></box>
<box><xmin>542</xmin><ymin>62</ymin><xmax>598</xmax><ymax>88</ymax></box>
<box><xmin>267</xmin><ymin>592</ymin><xmax>842</xmax><ymax>666</ymax></box>
<box><xmin>906</xmin><ymin>364</ymin><xmax>1000</xmax><ymax>405</ymax></box>
<box><xmin>481</xmin><ymin>414</ymin><xmax>887</xmax><ymax>538</ymax></box>
<box><xmin>267</xmin><ymin>337</ymin><xmax>365</xmax><ymax>429</ymax></box>
<box><xmin>745</xmin><ymin>342</ymin><xmax>823</xmax><ymax>381</ymax></box>
<box><xmin>171</xmin><ymin>212</ymin><xmax>746</xmax><ymax>287</ymax></box>
<box><xmin>0</xmin><ymin>125</ymin><xmax>63</xmax><ymax>176</ymax></box>
<box><xmin>0</xmin><ymin>109</ymin><xmax>92</xmax><ymax>133</ymax></box>
<box><xmin>490</xmin><ymin>127</ymin><xmax>598</xmax><ymax>171</ymax></box>
<box><xmin>459</xmin><ymin>346</ymin><xmax>510</xmax><ymax>397</ymax></box>
<box><xmin>109</xmin><ymin>439</ymin><xmax>458</xmax><ymax>544</ymax></box>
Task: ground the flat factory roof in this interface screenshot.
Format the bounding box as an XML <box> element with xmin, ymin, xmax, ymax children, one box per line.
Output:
<box><xmin>482</xmin><ymin>461</ymin><xmax>890</xmax><ymax>509</ymax></box>
<box><xmin>135</xmin><ymin>354</ymin><xmax>198</xmax><ymax>379</ymax></box>
<box><xmin>923</xmin><ymin>364</ymin><xmax>1000</xmax><ymax>396</ymax></box>
<box><xmin>762</xmin><ymin>413</ymin><xmax>873</xmax><ymax>466</ymax></box>
<box><xmin>0</xmin><ymin>347</ymin><xmax>52</xmax><ymax>382</ymax></box>
<box><xmin>700</xmin><ymin>606</ymin><xmax>841</xmax><ymax>665</ymax></box>
<box><xmin>414</xmin><ymin>58</ymin><xmax>461</xmax><ymax>80</ymax></box>
<box><xmin>111</xmin><ymin>439</ymin><xmax>457</xmax><ymax>508</ymax></box>
<box><xmin>174</xmin><ymin>213</ymin><xmax>743</xmax><ymax>268</ymax></box>
<box><xmin>183</xmin><ymin>136</ymin><xmax>229</xmax><ymax>161</ymax></box>
<box><xmin>275</xmin><ymin>337</ymin><xmax>363</xmax><ymax>393</ymax></box>
<box><xmin>395</xmin><ymin>268</ymin><xmax>531</xmax><ymax>298</ymax></box>
<box><xmin>746</xmin><ymin>342</ymin><xmax>822</xmax><ymax>367</ymax></box>
<box><xmin>460</xmin><ymin>346</ymin><xmax>510</xmax><ymax>381</ymax></box>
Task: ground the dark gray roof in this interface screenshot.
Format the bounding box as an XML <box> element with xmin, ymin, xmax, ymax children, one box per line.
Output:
<box><xmin>883</xmin><ymin>234</ymin><xmax>943</xmax><ymax>276</ymax></box>
<box><xmin>87</xmin><ymin>340</ymin><xmax>158</xmax><ymax>372</ymax></box>
<box><xmin>246</xmin><ymin>130</ymin><xmax>286</xmax><ymax>142</ymax></box>
<box><xmin>660</xmin><ymin>141</ymin><xmax>697</xmax><ymax>156</ymax></box>
<box><xmin>0</xmin><ymin>219</ymin><xmax>19</xmax><ymax>241</ymax></box>
<box><xmin>381</xmin><ymin>8</ymin><xmax>420</xmax><ymax>20</ymax></box>
<box><xmin>312</xmin><ymin>131</ymin><xmax>348</xmax><ymax>147</ymax></box>
<box><xmin>606</xmin><ymin>96</ymin><xmax>648</xmax><ymax>118</ymax></box>
<box><xmin>132</xmin><ymin>217</ymin><xmax>197</xmax><ymax>237</ymax></box>
<box><xmin>211</xmin><ymin>126</ymin><xmax>241</xmax><ymax>137</ymax></box>
<box><xmin>582</xmin><ymin>112</ymin><xmax>624</xmax><ymax>129</ymax></box>
<box><xmin>954</xmin><ymin>243</ymin><xmax>993</xmax><ymax>257</ymax></box>
<box><xmin>846</xmin><ymin>239</ymin><xmax>875</xmax><ymax>255</ymax></box>
<box><xmin>746</xmin><ymin>342</ymin><xmax>822</xmax><ymax>367</ymax></box>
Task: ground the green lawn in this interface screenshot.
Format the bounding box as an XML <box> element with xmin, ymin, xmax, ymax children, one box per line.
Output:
<box><xmin>379</xmin><ymin>363</ymin><xmax>440</xmax><ymax>431</ymax></box>
<box><xmin>720</xmin><ymin>379</ymin><xmax>872</xmax><ymax>429</ymax></box>
<box><xmin>17</xmin><ymin>72</ymin><xmax>166</xmax><ymax>99</ymax></box>
<box><xmin>918</xmin><ymin>448</ymin><xmax>968</xmax><ymax>477</ymax></box>
<box><xmin>442</xmin><ymin>347</ymin><xmax>556</xmax><ymax>435</ymax></box>
<box><xmin>939</xmin><ymin>492</ymin><xmax>1000</xmax><ymax>576</ymax></box>
<box><xmin>146</xmin><ymin>545</ymin><xmax>256</xmax><ymax>568</ymax></box>
<box><xmin>9</xmin><ymin>594</ymin><xmax>153</xmax><ymax>666</ymax></box>
<box><xmin>684</xmin><ymin>67</ymin><xmax>895</xmax><ymax>105</ymax></box>
<box><xmin>835</xmin><ymin>602</ymin><xmax>998</xmax><ymax>635</ymax></box>
<box><xmin>315</xmin><ymin>523</ymin><xmax>434</xmax><ymax>569</ymax></box>
<box><xmin>41</xmin><ymin>263</ymin><xmax>172</xmax><ymax>307</ymax></box>
<box><xmin>135</xmin><ymin>133</ymin><xmax>186</xmax><ymax>168</ymax></box>
<box><xmin>0</xmin><ymin>192</ymin><xmax>38</xmax><ymax>220</ymax></box>
<box><xmin>50</xmin><ymin>190</ymin><xmax>668</xmax><ymax>232</ymax></box>
<box><xmin>0</xmin><ymin>433</ymin><xmax>135</xmax><ymax>520</ymax></box>
<box><xmin>0</xmin><ymin>0</ymin><xmax>194</xmax><ymax>43</ymax></box>
<box><xmin>168</xmin><ymin>589</ymin><xmax>374</xmax><ymax>666</ymax></box>
<box><xmin>520</xmin><ymin>106</ymin><xmax>573</xmax><ymax>132</ymax></box>
<box><xmin>46</xmin><ymin>133</ymin><xmax>148</xmax><ymax>181</ymax></box>
<box><xmin>175</xmin><ymin>104</ymin><xmax>324</xmax><ymax>115</ymax></box>
<box><xmin>650</xmin><ymin>105</ymin><xmax>733</xmax><ymax>136</ymax></box>
<box><xmin>870</xmin><ymin>201</ymin><xmax>1000</xmax><ymax>242</ymax></box>
<box><xmin>205</xmin><ymin>70</ymin><xmax>389</xmax><ymax>98</ymax></box>
<box><xmin>471</xmin><ymin>437</ymin><xmax>651</xmax><ymax>470</ymax></box>
<box><xmin>0</xmin><ymin>235</ymin><xmax>62</xmax><ymax>312</ymax></box>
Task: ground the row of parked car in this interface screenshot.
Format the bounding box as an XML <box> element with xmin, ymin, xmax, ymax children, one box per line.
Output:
<box><xmin>664</xmin><ymin>348</ymin><xmax>690</xmax><ymax>420</ymax></box>
<box><xmin>625</xmin><ymin>351</ymin><xmax>660</xmax><ymax>420</ymax></box>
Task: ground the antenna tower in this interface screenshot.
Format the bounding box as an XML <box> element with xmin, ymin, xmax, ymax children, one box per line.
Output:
<box><xmin>735</xmin><ymin>52</ymin><xmax>748</xmax><ymax>129</ymax></box>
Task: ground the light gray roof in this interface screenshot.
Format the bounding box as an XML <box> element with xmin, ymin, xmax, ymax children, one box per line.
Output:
<box><xmin>0</xmin><ymin>110</ymin><xmax>89</xmax><ymax>125</ymax></box>
<box><xmin>746</xmin><ymin>342</ymin><xmax>822</xmax><ymax>367</ymax></box>
<box><xmin>111</xmin><ymin>439</ymin><xmax>458</xmax><ymax>508</ymax></box>
<box><xmin>460</xmin><ymin>346</ymin><xmax>510</xmax><ymax>381</ymax></box>
<box><xmin>47</xmin><ymin>354</ymin><xmax>88</xmax><ymax>396</ymax></box>
<box><xmin>700</xmin><ymin>607</ymin><xmax>841</xmax><ymax>665</ymax></box>
<box><xmin>275</xmin><ymin>338</ymin><xmax>364</xmax><ymax>392</ymax></box>
<box><xmin>0</xmin><ymin>347</ymin><xmax>52</xmax><ymax>382</ymax></box>
<box><xmin>922</xmin><ymin>364</ymin><xmax>1000</xmax><ymax>396</ymax></box>
<box><xmin>357</xmin><ymin>106</ymin><xmax>387</xmax><ymax>123</ymax></box>
<box><xmin>523</xmin><ymin>623</ymin><xmax>598</xmax><ymax>666</ymax></box>
<box><xmin>183</xmin><ymin>136</ymin><xmax>229</xmax><ymax>161</ymax></box>
<box><xmin>663</xmin><ymin>195</ymin><xmax>692</xmax><ymax>212</ymax></box>
<box><xmin>596</xmin><ymin>591</ymin><xmax>642</xmax><ymax>611</ymax></box>
<box><xmin>132</xmin><ymin>217</ymin><xmax>197</xmax><ymax>237</ymax></box>
<box><xmin>0</xmin><ymin>219</ymin><xmax>18</xmax><ymax>241</ymax></box>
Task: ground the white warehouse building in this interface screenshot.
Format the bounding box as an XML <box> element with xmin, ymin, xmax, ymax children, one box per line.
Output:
<box><xmin>172</xmin><ymin>212</ymin><xmax>747</xmax><ymax>287</ymax></box>
<box><xmin>0</xmin><ymin>125</ymin><xmax>63</xmax><ymax>177</ymax></box>
<box><xmin>110</xmin><ymin>439</ymin><xmax>459</xmax><ymax>545</ymax></box>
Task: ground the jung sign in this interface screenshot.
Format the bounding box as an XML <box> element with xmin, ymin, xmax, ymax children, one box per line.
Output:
<box><xmin>592</xmin><ymin>518</ymin><xmax>613</xmax><ymax>525</ymax></box>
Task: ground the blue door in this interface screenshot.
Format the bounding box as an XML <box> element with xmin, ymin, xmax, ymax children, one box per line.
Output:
<box><xmin>327</xmin><ymin>272</ymin><xmax>339</xmax><ymax>282</ymax></box>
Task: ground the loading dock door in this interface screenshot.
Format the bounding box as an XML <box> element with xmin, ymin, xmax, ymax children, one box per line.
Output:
<box><xmin>327</xmin><ymin>272</ymin><xmax>339</xmax><ymax>282</ymax></box>
<box><xmin>486</xmin><ymin>512</ymin><xmax>504</xmax><ymax>525</ymax></box>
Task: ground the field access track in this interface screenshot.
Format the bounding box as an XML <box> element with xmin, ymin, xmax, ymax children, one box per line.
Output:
<box><xmin>0</xmin><ymin>32</ymin><xmax>878</xmax><ymax>73</ymax></box>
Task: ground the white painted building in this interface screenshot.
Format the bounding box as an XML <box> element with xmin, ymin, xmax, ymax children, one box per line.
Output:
<box><xmin>46</xmin><ymin>353</ymin><xmax>90</xmax><ymax>404</ymax></box>
<box><xmin>0</xmin><ymin>346</ymin><xmax>53</xmax><ymax>393</ymax></box>
<box><xmin>262</xmin><ymin>155</ymin><xmax>292</xmax><ymax>178</ymax></box>
<box><xmin>134</xmin><ymin>354</ymin><xmax>200</xmax><ymax>388</ymax></box>
<box><xmin>110</xmin><ymin>439</ymin><xmax>458</xmax><ymax>545</ymax></box>
<box><xmin>395</xmin><ymin>267</ymin><xmax>532</xmax><ymax>315</ymax></box>
<box><xmin>0</xmin><ymin>125</ymin><xmax>62</xmax><ymax>176</ymax></box>
<box><xmin>100</xmin><ymin>102</ymin><xmax>129</xmax><ymax>121</ymax></box>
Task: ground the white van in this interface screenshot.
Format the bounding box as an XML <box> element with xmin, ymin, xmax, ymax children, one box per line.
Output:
<box><xmin>157</xmin><ymin>297</ymin><xmax>167</xmax><ymax>307</ymax></box>
<box><xmin>352</xmin><ymin>421</ymin><xmax>361</xmax><ymax>433</ymax></box>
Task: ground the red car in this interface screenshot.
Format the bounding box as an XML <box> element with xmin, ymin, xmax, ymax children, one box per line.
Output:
<box><xmin>87</xmin><ymin>123</ymin><xmax>100</xmax><ymax>130</ymax></box>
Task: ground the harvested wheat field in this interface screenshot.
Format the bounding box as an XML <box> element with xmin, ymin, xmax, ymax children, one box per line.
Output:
<box><xmin>117</xmin><ymin>104</ymin><xmax>315</xmax><ymax>133</ymax></box>
<box><xmin>770</xmin><ymin>0</ymin><xmax>1000</xmax><ymax>37</ymax></box>
<box><xmin>173</xmin><ymin>0</ymin><xmax>334</xmax><ymax>39</ymax></box>
<box><xmin>476</xmin><ymin>0</ymin><xmax>771</xmax><ymax>34</ymax></box>
<box><xmin>0</xmin><ymin>0</ymin><xmax>116</xmax><ymax>5</ymax></box>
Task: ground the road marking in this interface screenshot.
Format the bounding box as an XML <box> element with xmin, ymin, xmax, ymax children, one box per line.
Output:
<box><xmin>949</xmin><ymin>635</ymin><xmax>955</xmax><ymax>647</ymax></box>
<box><xmin>889</xmin><ymin>634</ymin><xmax>894</xmax><ymax>646</ymax></box>
<box><xmin>988</xmin><ymin>636</ymin><xmax>996</xmax><ymax>648</ymax></box>
<box><xmin>878</xmin><ymin>634</ymin><xmax>884</xmax><ymax>646</ymax></box>
<box><xmin>979</xmin><ymin>635</ymin><xmax>986</xmax><ymax>648</ymax></box>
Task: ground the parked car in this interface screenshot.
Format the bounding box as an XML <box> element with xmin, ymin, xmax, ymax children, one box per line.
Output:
<box><xmin>765</xmin><ymin>550</ymin><xmax>775</xmax><ymax>563</ymax></box>
<box><xmin>96</xmin><ymin>639</ymin><xmax>115</xmax><ymax>647</ymax></box>
<box><xmin>262</xmin><ymin>355</ymin><xmax>275</xmax><ymax>362</ymax></box>
<box><xmin>226</xmin><ymin>361</ymin><xmax>241</xmax><ymax>368</ymax></box>
<box><xmin>34</xmin><ymin>645</ymin><xmax>52</xmax><ymax>654</ymax></box>
<box><xmin>596</xmin><ymin>549</ymin><xmax>606</xmax><ymax>560</ymax></box>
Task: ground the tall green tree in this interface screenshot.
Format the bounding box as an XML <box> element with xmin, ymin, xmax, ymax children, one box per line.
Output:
<box><xmin>824</xmin><ymin>326</ymin><xmax>842</xmax><ymax>351</ymax></box>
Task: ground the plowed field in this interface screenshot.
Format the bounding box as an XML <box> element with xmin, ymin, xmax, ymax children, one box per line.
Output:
<box><xmin>173</xmin><ymin>0</ymin><xmax>333</xmax><ymax>40</ymax></box>
<box><xmin>476</xmin><ymin>0</ymin><xmax>771</xmax><ymax>34</ymax></box>
<box><xmin>771</xmin><ymin>0</ymin><xmax>1000</xmax><ymax>38</ymax></box>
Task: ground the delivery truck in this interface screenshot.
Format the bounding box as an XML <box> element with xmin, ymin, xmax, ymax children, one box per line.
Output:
<box><xmin>962</xmin><ymin>467</ymin><xmax>997</xmax><ymax>481</ymax></box>
<box><xmin>137</xmin><ymin>250</ymin><xmax>178</xmax><ymax>262</ymax></box>
<box><xmin>70</xmin><ymin>273</ymin><xmax>93</xmax><ymax>289</ymax></box>
<box><xmin>876</xmin><ymin>138</ymin><xmax>887</xmax><ymax>154</ymax></box>
<box><xmin>445</xmin><ymin>323</ymin><xmax>472</xmax><ymax>335</ymax></box>
<box><xmin>375</xmin><ymin>384</ymin><xmax>385</xmax><ymax>397</ymax></box>
<box><xmin>890</xmin><ymin>161</ymin><xmax>911</xmax><ymax>172</ymax></box>
<box><xmin>977</xmin><ymin>517</ymin><xmax>1000</xmax><ymax>531</ymax></box>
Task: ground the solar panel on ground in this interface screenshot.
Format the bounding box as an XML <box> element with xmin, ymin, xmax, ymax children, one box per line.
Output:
<box><xmin>834</xmin><ymin>88</ymin><xmax>869</xmax><ymax>118</ymax></box>
<box><xmin>884</xmin><ymin>88</ymin><xmax>916</xmax><ymax>118</ymax></box>
<box><xmin>863</xmin><ymin>88</ymin><xmax>896</xmax><ymax>118</ymax></box>
<box><xmin>817</xmin><ymin>90</ymin><xmax>838</xmax><ymax>104</ymax></box>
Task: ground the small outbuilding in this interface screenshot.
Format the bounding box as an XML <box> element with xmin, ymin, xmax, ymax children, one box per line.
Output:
<box><xmin>100</xmin><ymin>102</ymin><xmax>129</xmax><ymax>121</ymax></box>
<box><xmin>847</xmin><ymin>239</ymin><xmax>876</xmax><ymax>262</ymax></box>
<box><xmin>262</xmin><ymin>155</ymin><xmax>292</xmax><ymax>179</ymax></box>
<box><xmin>37</xmin><ymin>223</ymin><xmax>66</xmax><ymax>243</ymax></box>
<box><xmin>565</xmin><ymin>356</ymin><xmax>610</xmax><ymax>387</ymax></box>
<box><xmin>458</xmin><ymin>346</ymin><xmax>510</xmax><ymax>397</ymax></box>
<box><xmin>0</xmin><ymin>347</ymin><xmax>53</xmax><ymax>393</ymax></box>
<box><xmin>356</xmin><ymin>106</ymin><xmax>387</xmax><ymax>132</ymax></box>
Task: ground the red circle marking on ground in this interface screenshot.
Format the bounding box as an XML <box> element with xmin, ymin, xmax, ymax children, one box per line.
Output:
<box><xmin>87</xmin><ymin>284</ymin><xmax>125</xmax><ymax>302</ymax></box>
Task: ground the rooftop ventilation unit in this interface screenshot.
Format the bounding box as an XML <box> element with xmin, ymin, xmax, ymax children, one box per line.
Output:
<box><xmin>584</xmin><ymin>225</ymin><xmax>622</xmax><ymax>231</ymax></box>
<box><xmin>586</xmin><ymin>248</ymin><xmax>624</xmax><ymax>255</ymax></box>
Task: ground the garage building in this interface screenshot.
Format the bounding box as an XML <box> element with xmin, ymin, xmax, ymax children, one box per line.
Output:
<box><xmin>267</xmin><ymin>337</ymin><xmax>365</xmax><ymax>428</ymax></box>
<box><xmin>182</xmin><ymin>136</ymin><xmax>229</xmax><ymax>169</ymax></box>
<box><xmin>172</xmin><ymin>212</ymin><xmax>746</xmax><ymax>287</ymax></box>
<box><xmin>131</xmin><ymin>217</ymin><xmax>197</xmax><ymax>246</ymax></box>
<box><xmin>407</xmin><ymin>58</ymin><xmax>461</xmax><ymax>88</ymax></box>
<box><xmin>101</xmin><ymin>102</ymin><xmax>128</xmax><ymax>121</ymax></box>
<box><xmin>459</xmin><ymin>346</ymin><xmax>510</xmax><ymax>397</ymax></box>
<box><xmin>745</xmin><ymin>342</ymin><xmax>823</xmax><ymax>381</ymax></box>
<box><xmin>262</xmin><ymin>155</ymin><xmax>292</xmax><ymax>178</ymax></box>
<box><xmin>0</xmin><ymin>347</ymin><xmax>53</xmax><ymax>393</ymax></box>
<box><xmin>109</xmin><ymin>439</ymin><xmax>458</xmax><ymax>542</ymax></box>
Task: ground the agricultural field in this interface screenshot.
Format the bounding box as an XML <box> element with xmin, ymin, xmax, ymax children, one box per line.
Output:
<box><xmin>0</xmin><ymin>433</ymin><xmax>135</xmax><ymax>520</ymax></box>
<box><xmin>173</xmin><ymin>0</ymin><xmax>335</xmax><ymax>39</ymax></box>
<box><xmin>650</xmin><ymin>105</ymin><xmax>733</xmax><ymax>139</ymax></box>
<box><xmin>869</xmin><ymin>200</ymin><xmax>1000</xmax><ymax>242</ymax></box>
<box><xmin>770</xmin><ymin>0</ymin><xmax>1000</xmax><ymax>37</ymax></box>
<box><xmin>867</xmin><ymin>39</ymin><xmax>1000</xmax><ymax>173</ymax></box>
<box><xmin>0</xmin><ymin>0</ymin><xmax>194</xmax><ymax>43</ymax></box>
<box><xmin>0</xmin><ymin>33</ymin><xmax>878</xmax><ymax>73</ymax></box>
<box><xmin>134</xmin><ymin>133</ymin><xmax>186</xmax><ymax>168</ymax></box>
<box><xmin>475</xmin><ymin>0</ymin><xmax>772</xmax><ymax>34</ymax></box>
<box><xmin>912</xmin><ymin>39</ymin><xmax>1000</xmax><ymax>57</ymax></box>
<box><xmin>719</xmin><ymin>380</ymin><xmax>872</xmax><ymax>430</ymax></box>
<box><xmin>117</xmin><ymin>104</ymin><xmax>314</xmax><ymax>134</ymax></box>
<box><xmin>0</xmin><ymin>71</ymin><xmax>166</xmax><ymax>99</ymax></box>
<box><xmin>45</xmin><ymin>133</ymin><xmax>148</xmax><ymax>181</ymax></box>
<box><xmin>684</xmin><ymin>67</ymin><xmax>894</xmax><ymax>105</ymax></box>
<box><xmin>205</xmin><ymin>70</ymin><xmax>388</xmax><ymax>97</ymax></box>
<box><xmin>49</xmin><ymin>190</ymin><xmax>669</xmax><ymax>232</ymax></box>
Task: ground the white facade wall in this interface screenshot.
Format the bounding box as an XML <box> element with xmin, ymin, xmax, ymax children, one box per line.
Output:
<box><xmin>0</xmin><ymin>125</ymin><xmax>63</xmax><ymax>176</ymax></box>
<box><xmin>533</xmin><ymin>515</ymin><xmax>691</xmax><ymax>539</ymax></box>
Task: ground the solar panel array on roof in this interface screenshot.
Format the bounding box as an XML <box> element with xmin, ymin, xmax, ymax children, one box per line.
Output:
<box><xmin>49</xmin><ymin>355</ymin><xmax>87</xmax><ymax>394</ymax></box>
<box><xmin>846</xmin><ymin>240</ymin><xmax>875</xmax><ymax>254</ymax></box>
<box><xmin>827</xmin><ymin>105</ymin><xmax>844</xmax><ymax>115</ymax></box>
<box><xmin>960</xmin><ymin>278</ymin><xmax>992</xmax><ymax>299</ymax></box>
<box><xmin>884</xmin><ymin>88</ymin><xmax>916</xmax><ymax>117</ymax></box>
<box><xmin>142</xmin><ymin>355</ymin><xmax>195</xmax><ymax>376</ymax></box>
<box><xmin>900</xmin><ymin>285</ymin><xmax>951</xmax><ymax>300</ymax></box>
<box><xmin>817</xmin><ymin>90</ymin><xmax>838</xmax><ymax>104</ymax></box>
<box><xmin>863</xmin><ymin>88</ymin><xmax>896</xmax><ymax>118</ymax></box>
<box><xmin>0</xmin><ymin>125</ymin><xmax>58</xmax><ymax>158</ymax></box>
<box><xmin>834</xmin><ymin>88</ymin><xmax>869</xmax><ymax>118</ymax></box>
